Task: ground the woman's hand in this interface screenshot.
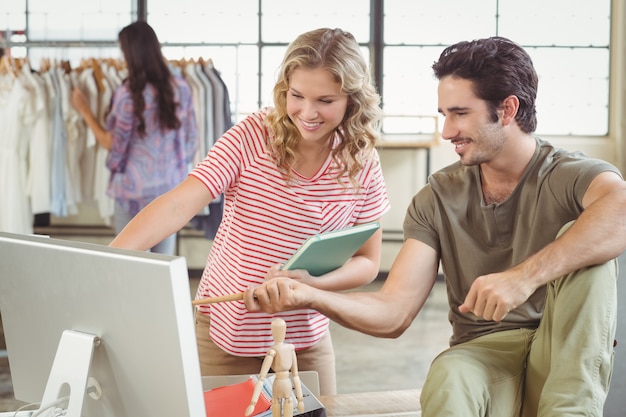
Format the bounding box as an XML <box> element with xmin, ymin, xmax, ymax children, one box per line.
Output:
<box><xmin>265</xmin><ymin>264</ymin><xmax>315</xmax><ymax>285</ymax></box>
<box><xmin>69</xmin><ymin>87</ymin><xmax>112</xmax><ymax>150</ymax></box>
<box><xmin>70</xmin><ymin>88</ymin><xmax>90</xmax><ymax>117</ymax></box>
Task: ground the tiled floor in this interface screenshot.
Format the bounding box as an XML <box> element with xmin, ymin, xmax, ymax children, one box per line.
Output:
<box><xmin>0</xmin><ymin>278</ymin><xmax>450</xmax><ymax>412</ymax></box>
<box><xmin>331</xmin><ymin>279</ymin><xmax>450</xmax><ymax>394</ymax></box>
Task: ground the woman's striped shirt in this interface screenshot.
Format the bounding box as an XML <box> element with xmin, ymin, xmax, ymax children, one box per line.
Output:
<box><xmin>189</xmin><ymin>108</ymin><xmax>390</xmax><ymax>356</ymax></box>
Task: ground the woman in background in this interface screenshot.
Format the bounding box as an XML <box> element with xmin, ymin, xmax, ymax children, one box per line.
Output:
<box><xmin>71</xmin><ymin>20</ymin><xmax>198</xmax><ymax>254</ymax></box>
<box><xmin>108</xmin><ymin>27</ymin><xmax>390</xmax><ymax>395</ymax></box>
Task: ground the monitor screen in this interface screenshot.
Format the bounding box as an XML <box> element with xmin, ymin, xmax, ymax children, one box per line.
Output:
<box><xmin>0</xmin><ymin>232</ymin><xmax>206</xmax><ymax>417</ymax></box>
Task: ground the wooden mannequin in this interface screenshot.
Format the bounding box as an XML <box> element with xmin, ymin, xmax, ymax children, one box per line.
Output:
<box><xmin>245</xmin><ymin>318</ymin><xmax>304</xmax><ymax>417</ymax></box>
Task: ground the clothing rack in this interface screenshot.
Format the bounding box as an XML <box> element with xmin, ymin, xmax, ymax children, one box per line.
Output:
<box><xmin>0</xmin><ymin>55</ymin><xmax>231</xmax><ymax>238</ymax></box>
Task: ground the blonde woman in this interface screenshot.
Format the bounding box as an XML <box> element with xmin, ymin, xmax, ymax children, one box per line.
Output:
<box><xmin>110</xmin><ymin>28</ymin><xmax>390</xmax><ymax>395</ymax></box>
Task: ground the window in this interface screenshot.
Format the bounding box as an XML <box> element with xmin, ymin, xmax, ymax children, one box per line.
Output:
<box><xmin>383</xmin><ymin>0</ymin><xmax>611</xmax><ymax>137</ymax></box>
<box><xmin>149</xmin><ymin>0</ymin><xmax>370</xmax><ymax>119</ymax></box>
<box><xmin>2</xmin><ymin>0</ymin><xmax>613</xmax><ymax>136</ymax></box>
<box><xmin>2</xmin><ymin>0</ymin><xmax>126</xmax><ymax>65</ymax></box>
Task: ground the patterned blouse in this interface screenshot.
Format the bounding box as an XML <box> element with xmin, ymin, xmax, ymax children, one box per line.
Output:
<box><xmin>105</xmin><ymin>75</ymin><xmax>198</xmax><ymax>216</ymax></box>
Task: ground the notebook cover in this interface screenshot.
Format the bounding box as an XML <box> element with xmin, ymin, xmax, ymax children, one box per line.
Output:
<box><xmin>282</xmin><ymin>222</ymin><xmax>381</xmax><ymax>276</ymax></box>
<box><xmin>203</xmin><ymin>377</ymin><xmax>271</xmax><ymax>417</ymax></box>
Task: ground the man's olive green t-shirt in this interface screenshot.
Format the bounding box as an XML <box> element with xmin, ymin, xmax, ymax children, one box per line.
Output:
<box><xmin>404</xmin><ymin>137</ymin><xmax>622</xmax><ymax>346</ymax></box>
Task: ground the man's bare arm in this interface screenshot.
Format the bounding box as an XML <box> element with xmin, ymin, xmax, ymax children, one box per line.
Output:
<box><xmin>246</xmin><ymin>238</ymin><xmax>440</xmax><ymax>338</ymax></box>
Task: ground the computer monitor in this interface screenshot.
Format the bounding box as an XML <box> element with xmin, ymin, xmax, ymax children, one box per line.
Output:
<box><xmin>0</xmin><ymin>232</ymin><xmax>206</xmax><ymax>417</ymax></box>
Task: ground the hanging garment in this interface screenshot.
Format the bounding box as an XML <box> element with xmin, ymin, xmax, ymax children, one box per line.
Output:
<box><xmin>0</xmin><ymin>73</ymin><xmax>35</xmax><ymax>233</ymax></box>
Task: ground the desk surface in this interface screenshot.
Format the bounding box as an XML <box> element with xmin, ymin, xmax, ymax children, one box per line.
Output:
<box><xmin>0</xmin><ymin>390</ymin><xmax>422</xmax><ymax>417</ymax></box>
<box><xmin>319</xmin><ymin>389</ymin><xmax>421</xmax><ymax>417</ymax></box>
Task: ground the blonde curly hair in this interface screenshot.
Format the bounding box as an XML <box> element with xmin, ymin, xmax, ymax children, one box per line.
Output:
<box><xmin>265</xmin><ymin>28</ymin><xmax>383</xmax><ymax>189</ymax></box>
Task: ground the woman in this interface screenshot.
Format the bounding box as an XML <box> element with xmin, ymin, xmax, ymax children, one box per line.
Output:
<box><xmin>109</xmin><ymin>28</ymin><xmax>390</xmax><ymax>395</ymax></box>
<box><xmin>71</xmin><ymin>21</ymin><xmax>198</xmax><ymax>254</ymax></box>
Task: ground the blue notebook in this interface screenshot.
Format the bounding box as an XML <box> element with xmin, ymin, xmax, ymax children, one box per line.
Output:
<box><xmin>282</xmin><ymin>222</ymin><xmax>381</xmax><ymax>276</ymax></box>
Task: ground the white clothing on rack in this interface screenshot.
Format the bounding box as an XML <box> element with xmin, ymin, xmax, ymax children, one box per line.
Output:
<box><xmin>0</xmin><ymin>73</ymin><xmax>34</xmax><ymax>234</ymax></box>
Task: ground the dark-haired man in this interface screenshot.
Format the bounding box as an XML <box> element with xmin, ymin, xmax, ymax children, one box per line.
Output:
<box><xmin>247</xmin><ymin>37</ymin><xmax>626</xmax><ymax>416</ymax></box>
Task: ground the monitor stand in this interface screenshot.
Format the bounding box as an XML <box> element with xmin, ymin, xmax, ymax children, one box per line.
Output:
<box><xmin>36</xmin><ymin>330</ymin><xmax>102</xmax><ymax>417</ymax></box>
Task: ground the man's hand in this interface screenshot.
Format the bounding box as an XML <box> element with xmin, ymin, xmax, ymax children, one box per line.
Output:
<box><xmin>244</xmin><ymin>277</ymin><xmax>312</xmax><ymax>314</ymax></box>
<box><xmin>459</xmin><ymin>268</ymin><xmax>537</xmax><ymax>321</ymax></box>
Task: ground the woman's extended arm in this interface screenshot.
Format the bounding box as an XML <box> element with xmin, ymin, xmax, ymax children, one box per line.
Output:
<box><xmin>71</xmin><ymin>88</ymin><xmax>113</xmax><ymax>150</ymax></box>
<box><xmin>109</xmin><ymin>176</ymin><xmax>214</xmax><ymax>251</ymax></box>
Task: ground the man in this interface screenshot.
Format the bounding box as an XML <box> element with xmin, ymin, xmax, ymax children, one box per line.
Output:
<box><xmin>245</xmin><ymin>37</ymin><xmax>626</xmax><ymax>416</ymax></box>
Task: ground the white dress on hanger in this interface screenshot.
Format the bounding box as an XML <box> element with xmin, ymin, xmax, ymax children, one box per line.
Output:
<box><xmin>93</xmin><ymin>73</ymin><xmax>115</xmax><ymax>224</ymax></box>
<box><xmin>21</xmin><ymin>64</ymin><xmax>52</xmax><ymax>215</ymax></box>
<box><xmin>0</xmin><ymin>73</ymin><xmax>34</xmax><ymax>234</ymax></box>
<box><xmin>75</xmin><ymin>67</ymin><xmax>98</xmax><ymax>202</ymax></box>
<box><xmin>57</xmin><ymin>68</ymin><xmax>80</xmax><ymax>215</ymax></box>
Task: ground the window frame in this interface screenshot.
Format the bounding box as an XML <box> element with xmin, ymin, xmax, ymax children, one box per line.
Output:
<box><xmin>1</xmin><ymin>0</ymin><xmax>620</xmax><ymax>141</ymax></box>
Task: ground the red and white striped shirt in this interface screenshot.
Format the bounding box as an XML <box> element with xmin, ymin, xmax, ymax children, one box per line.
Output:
<box><xmin>190</xmin><ymin>108</ymin><xmax>390</xmax><ymax>356</ymax></box>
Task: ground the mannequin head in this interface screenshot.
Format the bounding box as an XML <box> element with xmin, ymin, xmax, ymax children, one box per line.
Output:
<box><xmin>271</xmin><ymin>318</ymin><xmax>287</xmax><ymax>344</ymax></box>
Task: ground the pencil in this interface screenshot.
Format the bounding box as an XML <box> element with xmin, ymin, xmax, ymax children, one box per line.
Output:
<box><xmin>192</xmin><ymin>292</ymin><xmax>245</xmax><ymax>305</ymax></box>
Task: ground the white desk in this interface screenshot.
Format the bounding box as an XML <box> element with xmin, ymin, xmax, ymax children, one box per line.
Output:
<box><xmin>320</xmin><ymin>389</ymin><xmax>421</xmax><ymax>417</ymax></box>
